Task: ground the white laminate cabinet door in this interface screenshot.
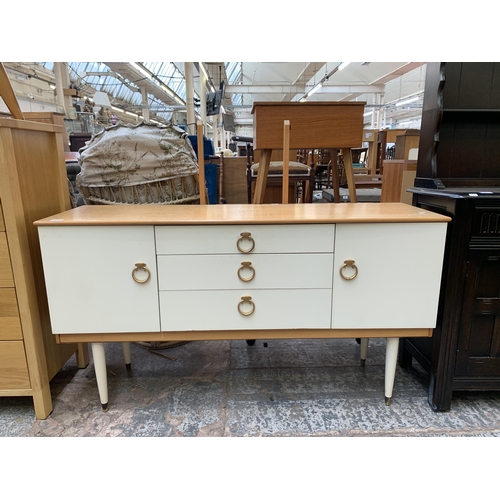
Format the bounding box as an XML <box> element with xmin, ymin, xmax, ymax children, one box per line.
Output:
<box><xmin>38</xmin><ymin>226</ymin><xmax>160</xmax><ymax>333</ymax></box>
<box><xmin>332</xmin><ymin>223</ymin><xmax>447</xmax><ymax>329</ymax></box>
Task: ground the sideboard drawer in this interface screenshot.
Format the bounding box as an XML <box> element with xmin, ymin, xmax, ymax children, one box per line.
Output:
<box><xmin>0</xmin><ymin>288</ymin><xmax>22</xmax><ymax>340</ymax></box>
<box><xmin>157</xmin><ymin>253</ymin><xmax>334</xmax><ymax>291</ymax></box>
<box><xmin>159</xmin><ymin>288</ymin><xmax>332</xmax><ymax>331</ymax></box>
<box><xmin>0</xmin><ymin>341</ymin><xmax>30</xmax><ymax>389</ymax></box>
<box><xmin>155</xmin><ymin>224</ymin><xmax>335</xmax><ymax>255</ymax></box>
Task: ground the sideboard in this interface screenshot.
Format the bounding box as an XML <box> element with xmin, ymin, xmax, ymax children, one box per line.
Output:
<box><xmin>34</xmin><ymin>203</ymin><xmax>450</xmax><ymax>411</ymax></box>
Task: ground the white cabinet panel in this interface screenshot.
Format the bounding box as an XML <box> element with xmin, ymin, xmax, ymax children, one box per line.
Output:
<box><xmin>332</xmin><ymin>223</ymin><xmax>447</xmax><ymax>329</ymax></box>
<box><xmin>159</xmin><ymin>289</ymin><xmax>332</xmax><ymax>331</ymax></box>
<box><xmin>38</xmin><ymin>226</ymin><xmax>160</xmax><ymax>333</ymax></box>
<box><xmin>157</xmin><ymin>253</ymin><xmax>334</xmax><ymax>291</ymax></box>
<box><xmin>155</xmin><ymin>224</ymin><xmax>335</xmax><ymax>255</ymax></box>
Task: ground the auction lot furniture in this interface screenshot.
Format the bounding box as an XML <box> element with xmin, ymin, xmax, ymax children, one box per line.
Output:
<box><xmin>35</xmin><ymin>203</ymin><xmax>449</xmax><ymax>411</ymax></box>
<box><xmin>0</xmin><ymin>117</ymin><xmax>86</xmax><ymax>419</ymax></box>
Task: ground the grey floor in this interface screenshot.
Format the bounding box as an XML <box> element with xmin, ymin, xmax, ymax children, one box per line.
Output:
<box><xmin>1</xmin><ymin>337</ymin><xmax>500</xmax><ymax>437</ymax></box>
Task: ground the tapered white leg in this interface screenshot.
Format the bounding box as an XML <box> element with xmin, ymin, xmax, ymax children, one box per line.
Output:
<box><xmin>91</xmin><ymin>342</ymin><xmax>109</xmax><ymax>412</ymax></box>
<box><xmin>360</xmin><ymin>338</ymin><xmax>369</xmax><ymax>367</ymax></box>
<box><xmin>385</xmin><ymin>338</ymin><xmax>399</xmax><ymax>406</ymax></box>
<box><xmin>122</xmin><ymin>342</ymin><xmax>131</xmax><ymax>371</ymax></box>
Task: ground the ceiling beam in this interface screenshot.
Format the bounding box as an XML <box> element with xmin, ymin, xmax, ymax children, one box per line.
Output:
<box><xmin>225</xmin><ymin>84</ymin><xmax>384</xmax><ymax>94</ymax></box>
<box><xmin>280</xmin><ymin>62</ymin><xmax>326</xmax><ymax>102</ymax></box>
<box><xmin>104</xmin><ymin>62</ymin><xmax>183</xmax><ymax>107</ymax></box>
<box><xmin>370</xmin><ymin>62</ymin><xmax>425</xmax><ymax>85</ymax></box>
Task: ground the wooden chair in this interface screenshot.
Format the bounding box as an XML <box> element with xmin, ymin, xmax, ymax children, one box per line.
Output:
<box><xmin>245</xmin><ymin>143</ymin><xmax>315</xmax><ymax>204</ymax></box>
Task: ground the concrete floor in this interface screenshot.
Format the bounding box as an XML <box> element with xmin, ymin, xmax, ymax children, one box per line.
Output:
<box><xmin>1</xmin><ymin>338</ymin><xmax>500</xmax><ymax>437</ymax></box>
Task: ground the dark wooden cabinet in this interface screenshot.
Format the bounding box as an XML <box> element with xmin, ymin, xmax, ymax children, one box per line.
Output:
<box><xmin>400</xmin><ymin>62</ymin><xmax>500</xmax><ymax>411</ymax></box>
<box><xmin>400</xmin><ymin>190</ymin><xmax>500</xmax><ymax>410</ymax></box>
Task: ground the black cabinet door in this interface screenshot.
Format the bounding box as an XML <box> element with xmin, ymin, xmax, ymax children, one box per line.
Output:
<box><xmin>455</xmin><ymin>249</ymin><xmax>500</xmax><ymax>378</ymax></box>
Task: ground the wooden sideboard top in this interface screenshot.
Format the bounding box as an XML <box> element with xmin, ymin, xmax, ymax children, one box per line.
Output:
<box><xmin>34</xmin><ymin>203</ymin><xmax>451</xmax><ymax>226</ymax></box>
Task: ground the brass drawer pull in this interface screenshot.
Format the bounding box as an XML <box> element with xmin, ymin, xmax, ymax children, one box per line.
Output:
<box><xmin>238</xmin><ymin>261</ymin><xmax>255</xmax><ymax>282</ymax></box>
<box><xmin>236</xmin><ymin>232</ymin><xmax>255</xmax><ymax>253</ymax></box>
<box><xmin>238</xmin><ymin>295</ymin><xmax>255</xmax><ymax>316</ymax></box>
<box><xmin>340</xmin><ymin>259</ymin><xmax>358</xmax><ymax>280</ymax></box>
<box><xmin>132</xmin><ymin>262</ymin><xmax>151</xmax><ymax>283</ymax></box>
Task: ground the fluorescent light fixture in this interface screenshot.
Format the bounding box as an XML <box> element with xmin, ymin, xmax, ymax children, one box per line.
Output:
<box><xmin>129</xmin><ymin>62</ymin><xmax>151</xmax><ymax>80</ymax></box>
<box><xmin>396</xmin><ymin>96</ymin><xmax>419</xmax><ymax>107</ymax></box>
<box><xmin>111</xmin><ymin>106</ymin><xmax>124</xmax><ymax>113</ymax></box>
<box><xmin>364</xmin><ymin>111</ymin><xmax>373</xmax><ymax>117</ymax></box>
<box><xmin>338</xmin><ymin>62</ymin><xmax>350</xmax><ymax>71</ymax></box>
<box><xmin>308</xmin><ymin>82</ymin><xmax>322</xmax><ymax>97</ymax></box>
<box><xmin>125</xmin><ymin>111</ymin><xmax>138</xmax><ymax>117</ymax></box>
<box><xmin>93</xmin><ymin>91</ymin><xmax>111</xmax><ymax>107</ymax></box>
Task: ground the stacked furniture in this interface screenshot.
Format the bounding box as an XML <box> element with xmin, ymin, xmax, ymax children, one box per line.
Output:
<box><xmin>399</xmin><ymin>62</ymin><xmax>500</xmax><ymax>411</ymax></box>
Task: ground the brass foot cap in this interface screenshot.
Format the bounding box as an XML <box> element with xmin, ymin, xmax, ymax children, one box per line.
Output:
<box><xmin>360</xmin><ymin>359</ymin><xmax>366</xmax><ymax>367</ymax></box>
<box><xmin>101</xmin><ymin>403</ymin><xmax>109</xmax><ymax>412</ymax></box>
<box><xmin>126</xmin><ymin>363</ymin><xmax>132</xmax><ymax>372</ymax></box>
<box><xmin>385</xmin><ymin>397</ymin><xmax>392</xmax><ymax>406</ymax></box>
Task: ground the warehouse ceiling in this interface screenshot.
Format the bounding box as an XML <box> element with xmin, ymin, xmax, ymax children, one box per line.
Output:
<box><xmin>3</xmin><ymin>62</ymin><xmax>427</xmax><ymax>130</ymax></box>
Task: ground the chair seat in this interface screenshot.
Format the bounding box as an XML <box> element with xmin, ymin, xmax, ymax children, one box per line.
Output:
<box><xmin>251</xmin><ymin>161</ymin><xmax>312</xmax><ymax>177</ymax></box>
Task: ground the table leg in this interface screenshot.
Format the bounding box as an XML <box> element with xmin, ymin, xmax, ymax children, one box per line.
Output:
<box><xmin>329</xmin><ymin>149</ymin><xmax>340</xmax><ymax>202</ymax></box>
<box><xmin>253</xmin><ymin>149</ymin><xmax>272</xmax><ymax>204</ymax></box>
<box><xmin>341</xmin><ymin>148</ymin><xmax>357</xmax><ymax>203</ymax></box>
<box><xmin>360</xmin><ymin>338</ymin><xmax>369</xmax><ymax>367</ymax></box>
<box><xmin>122</xmin><ymin>342</ymin><xmax>131</xmax><ymax>371</ymax></box>
<box><xmin>91</xmin><ymin>342</ymin><xmax>109</xmax><ymax>412</ymax></box>
<box><xmin>385</xmin><ymin>338</ymin><xmax>399</xmax><ymax>406</ymax></box>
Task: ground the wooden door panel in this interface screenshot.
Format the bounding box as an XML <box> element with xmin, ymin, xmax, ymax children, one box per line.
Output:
<box><xmin>455</xmin><ymin>250</ymin><xmax>500</xmax><ymax>376</ymax></box>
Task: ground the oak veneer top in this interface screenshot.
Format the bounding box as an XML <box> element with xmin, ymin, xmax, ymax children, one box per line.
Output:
<box><xmin>34</xmin><ymin>203</ymin><xmax>451</xmax><ymax>226</ymax></box>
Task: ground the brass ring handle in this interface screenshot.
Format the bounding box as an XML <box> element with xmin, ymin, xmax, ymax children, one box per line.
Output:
<box><xmin>340</xmin><ymin>259</ymin><xmax>358</xmax><ymax>280</ymax></box>
<box><xmin>238</xmin><ymin>295</ymin><xmax>255</xmax><ymax>316</ymax></box>
<box><xmin>132</xmin><ymin>262</ymin><xmax>151</xmax><ymax>283</ymax></box>
<box><xmin>237</xmin><ymin>261</ymin><xmax>255</xmax><ymax>282</ymax></box>
<box><xmin>236</xmin><ymin>232</ymin><xmax>255</xmax><ymax>253</ymax></box>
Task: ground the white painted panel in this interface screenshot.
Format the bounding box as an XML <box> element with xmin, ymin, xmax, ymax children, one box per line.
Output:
<box><xmin>160</xmin><ymin>289</ymin><xmax>332</xmax><ymax>331</ymax></box>
<box><xmin>157</xmin><ymin>253</ymin><xmax>333</xmax><ymax>290</ymax></box>
<box><xmin>38</xmin><ymin>226</ymin><xmax>160</xmax><ymax>333</ymax></box>
<box><xmin>155</xmin><ymin>224</ymin><xmax>335</xmax><ymax>255</ymax></box>
<box><xmin>332</xmin><ymin>222</ymin><xmax>447</xmax><ymax>329</ymax></box>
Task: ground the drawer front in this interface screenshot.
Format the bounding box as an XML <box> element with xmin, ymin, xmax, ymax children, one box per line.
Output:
<box><xmin>157</xmin><ymin>253</ymin><xmax>334</xmax><ymax>291</ymax></box>
<box><xmin>155</xmin><ymin>224</ymin><xmax>335</xmax><ymax>255</ymax></box>
<box><xmin>0</xmin><ymin>232</ymin><xmax>14</xmax><ymax>287</ymax></box>
<box><xmin>0</xmin><ymin>341</ymin><xmax>30</xmax><ymax>389</ymax></box>
<box><xmin>159</xmin><ymin>289</ymin><xmax>332</xmax><ymax>331</ymax></box>
<box><xmin>0</xmin><ymin>288</ymin><xmax>22</xmax><ymax>340</ymax></box>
